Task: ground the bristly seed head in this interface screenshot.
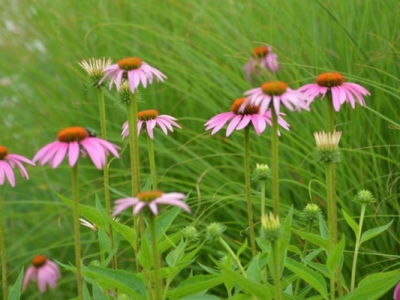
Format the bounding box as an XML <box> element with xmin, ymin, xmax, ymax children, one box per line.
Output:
<box><xmin>32</xmin><ymin>255</ymin><xmax>47</xmax><ymax>268</ymax></box>
<box><xmin>57</xmin><ymin>127</ymin><xmax>89</xmax><ymax>142</ymax></box>
<box><xmin>117</xmin><ymin>57</ymin><xmax>143</xmax><ymax>71</ymax></box>
<box><xmin>231</xmin><ymin>98</ymin><xmax>259</xmax><ymax>115</ymax></box>
<box><xmin>137</xmin><ymin>190</ymin><xmax>163</xmax><ymax>202</ymax></box>
<box><xmin>137</xmin><ymin>110</ymin><xmax>159</xmax><ymax>121</ymax></box>
<box><xmin>316</xmin><ymin>72</ymin><xmax>345</xmax><ymax>87</ymax></box>
<box><xmin>0</xmin><ymin>146</ymin><xmax>9</xmax><ymax>160</ymax></box>
<box><xmin>261</xmin><ymin>81</ymin><xmax>288</xmax><ymax>96</ymax></box>
<box><xmin>252</xmin><ymin>46</ymin><xmax>269</xmax><ymax>58</ymax></box>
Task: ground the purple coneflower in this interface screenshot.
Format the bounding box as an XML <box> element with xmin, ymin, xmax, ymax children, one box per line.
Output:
<box><xmin>298</xmin><ymin>72</ymin><xmax>370</xmax><ymax>111</ymax></box>
<box><xmin>113</xmin><ymin>191</ymin><xmax>190</xmax><ymax>216</ymax></box>
<box><xmin>243</xmin><ymin>81</ymin><xmax>310</xmax><ymax>114</ymax></box>
<box><xmin>122</xmin><ymin>109</ymin><xmax>181</xmax><ymax>139</ymax></box>
<box><xmin>99</xmin><ymin>57</ymin><xmax>167</xmax><ymax>93</ymax></box>
<box><xmin>23</xmin><ymin>255</ymin><xmax>61</xmax><ymax>293</ymax></box>
<box><xmin>33</xmin><ymin>126</ymin><xmax>119</xmax><ymax>169</ymax></box>
<box><xmin>205</xmin><ymin>97</ymin><xmax>289</xmax><ymax>136</ymax></box>
<box><xmin>0</xmin><ymin>146</ymin><xmax>34</xmax><ymax>187</ymax></box>
<box><xmin>394</xmin><ymin>282</ymin><xmax>400</xmax><ymax>300</ymax></box>
<box><xmin>244</xmin><ymin>45</ymin><xmax>279</xmax><ymax>82</ymax></box>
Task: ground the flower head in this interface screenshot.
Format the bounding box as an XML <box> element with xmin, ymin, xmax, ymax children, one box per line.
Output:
<box><xmin>252</xmin><ymin>163</ymin><xmax>271</xmax><ymax>181</ymax></box>
<box><xmin>33</xmin><ymin>126</ymin><xmax>120</xmax><ymax>169</ymax></box>
<box><xmin>394</xmin><ymin>282</ymin><xmax>400</xmax><ymax>300</ymax></box>
<box><xmin>23</xmin><ymin>255</ymin><xmax>61</xmax><ymax>293</ymax></box>
<box><xmin>314</xmin><ymin>131</ymin><xmax>342</xmax><ymax>163</ymax></box>
<box><xmin>243</xmin><ymin>81</ymin><xmax>310</xmax><ymax>114</ymax></box>
<box><xmin>298</xmin><ymin>72</ymin><xmax>370</xmax><ymax>111</ymax></box>
<box><xmin>302</xmin><ymin>203</ymin><xmax>322</xmax><ymax>222</ymax></box>
<box><xmin>353</xmin><ymin>190</ymin><xmax>376</xmax><ymax>205</ymax></box>
<box><xmin>261</xmin><ymin>212</ymin><xmax>281</xmax><ymax>242</ymax></box>
<box><xmin>79</xmin><ymin>58</ymin><xmax>113</xmax><ymax>87</ymax></box>
<box><xmin>112</xmin><ymin>191</ymin><xmax>190</xmax><ymax>216</ymax></box>
<box><xmin>243</xmin><ymin>45</ymin><xmax>279</xmax><ymax>83</ymax></box>
<box><xmin>206</xmin><ymin>222</ymin><xmax>226</xmax><ymax>242</ymax></box>
<box><xmin>0</xmin><ymin>146</ymin><xmax>34</xmax><ymax>187</ymax></box>
<box><xmin>122</xmin><ymin>110</ymin><xmax>181</xmax><ymax>139</ymax></box>
<box><xmin>205</xmin><ymin>97</ymin><xmax>289</xmax><ymax>137</ymax></box>
<box><xmin>99</xmin><ymin>57</ymin><xmax>167</xmax><ymax>93</ymax></box>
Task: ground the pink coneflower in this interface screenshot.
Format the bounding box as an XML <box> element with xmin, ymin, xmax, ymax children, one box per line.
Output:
<box><xmin>99</xmin><ymin>57</ymin><xmax>167</xmax><ymax>93</ymax></box>
<box><xmin>0</xmin><ymin>146</ymin><xmax>34</xmax><ymax>187</ymax></box>
<box><xmin>243</xmin><ymin>81</ymin><xmax>310</xmax><ymax>114</ymax></box>
<box><xmin>113</xmin><ymin>191</ymin><xmax>190</xmax><ymax>216</ymax></box>
<box><xmin>122</xmin><ymin>109</ymin><xmax>181</xmax><ymax>139</ymax></box>
<box><xmin>23</xmin><ymin>255</ymin><xmax>61</xmax><ymax>293</ymax></box>
<box><xmin>394</xmin><ymin>282</ymin><xmax>400</xmax><ymax>300</ymax></box>
<box><xmin>205</xmin><ymin>97</ymin><xmax>289</xmax><ymax>136</ymax></box>
<box><xmin>33</xmin><ymin>126</ymin><xmax>120</xmax><ymax>169</ymax></box>
<box><xmin>298</xmin><ymin>72</ymin><xmax>370</xmax><ymax>111</ymax></box>
<box><xmin>244</xmin><ymin>45</ymin><xmax>279</xmax><ymax>82</ymax></box>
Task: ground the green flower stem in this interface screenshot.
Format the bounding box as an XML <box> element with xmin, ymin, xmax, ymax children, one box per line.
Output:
<box><xmin>0</xmin><ymin>193</ymin><xmax>8</xmax><ymax>300</ymax></box>
<box><xmin>271</xmin><ymin>239</ymin><xmax>281</xmax><ymax>300</ymax></box>
<box><xmin>327</xmin><ymin>96</ymin><xmax>335</xmax><ymax>133</ymax></box>
<box><xmin>244</xmin><ymin>126</ymin><xmax>256</xmax><ymax>256</ymax></box>
<box><xmin>271</xmin><ymin>110</ymin><xmax>280</xmax><ymax>216</ymax></box>
<box><xmin>96</xmin><ymin>87</ymin><xmax>117</xmax><ymax>271</ymax></box>
<box><xmin>260</xmin><ymin>181</ymin><xmax>266</xmax><ymax>220</ymax></box>
<box><xmin>218</xmin><ymin>236</ymin><xmax>247</xmax><ymax>277</ymax></box>
<box><xmin>350</xmin><ymin>204</ymin><xmax>366</xmax><ymax>291</ymax></box>
<box><xmin>293</xmin><ymin>221</ymin><xmax>314</xmax><ymax>296</ymax></box>
<box><xmin>147</xmin><ymin>135</ymin><xmax>157</xmax><ymax>190</ymax></box>
<box><xmin>149</xmin><ymin>215</ymin><xmax>161</xmax><ymax>300</ymax></box>
<box><xmin>72</xmin><ymin>164</ymin><xmax>83</xmax><ymax>300</ymax></box>
<box><xmin>325</xmin><ymin>161</ymin><xmax>337</xmax><ymax>300</ymax></box>
<box><xmin>127</xmin><ymin>93</ymin><xmax>141</xmax><ymax>196</ymax></box>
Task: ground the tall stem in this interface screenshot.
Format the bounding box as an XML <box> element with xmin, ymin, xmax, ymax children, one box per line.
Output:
<box><xmin>0</xmin><ymin>193</ymin><xmax>8</xmax><ymax>300</ymax></box>
<box><xmin>244</xmin><ymin>126</ymin><xmax>256</xmax><ymax>256</ymax></box>
<box><xmin>147</xmin><ymin>135</ymin><xmax>157</xmax><ymax>190</ymax></box>
<box><xmin>72</xmin><ymin>164</ymin><xmax>83</xmax><ymax>300</ymax></box>
<box><xmin>271</xmin><ymin>110</ymin><xmax>280</xmax><ymax>216</ymax></box>
<box><xmin>149</xmin><ymin>215</ymin><xmax>161</xmax><ymax>300</ymax></box>
<box><xmin>127</xmin><ymin>93</ymin><xmax>141</xmax><ymax>196</ymax></box>
<box><xmin>260</xmin><ymin>181</ymin><xmax>266</xmax><ymax>220</ymax></box>
<box><xmin>218</xmin><ymin>237</ymin><xmax>247</xmax><ymax>277</ymax></box>
<box><xmin>96</xmin><ymin>87</ymin><xmax>117</xmax><ymax>271</ymax></box>
<box><xmin>272</xmin><ymin>239</ymin><xmax>281</xmax><ymax>300</ymax></box>
<box><xmin>350</xmin><ymin>204</ymin><xmax>366</xmax><ymax>291</ymax></box>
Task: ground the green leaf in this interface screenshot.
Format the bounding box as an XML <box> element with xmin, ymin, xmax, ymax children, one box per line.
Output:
<box><xmin>166</xmin><ymin>239</ymin><xmax>186</xmax><ymax>267</ymax></box>
<box><xmin>55</xmin><ymin>191</ymin><xmax>105</xmax><ymax>229</ymax></box>
<box><xmin>326</xmin><ymin>235</ymin><xmax>345</xmax><ymax>276</ymax></box>
<box><xmin>8</xmin><ymin>267</ymin><xmax>24</xmax><ymax>300</ymax></box>
<box><xmin>342</xmin><ymin>209</ymin><xmax>359</xmax><ymax>236</ymax></box>
<box><xmin>279</xmin><ymin>206</ymin><xmax>294</xmax><ymax>273</ymax></box>
<box><xmin>292</xmin><ymin>229</ymin><xmax>328</xmax><ymax>250</ymax></box>
<box><xmin>246</xmin><ymin>254</ymin><xmax>261</xmax><ymax>282</ymax></box>
<box><xmin>168</xmin><ymin>274</ymin><xmax>228</xmax><ymax>300</ymax></box>
<box><xmin>92</xmin><ymin>283</ymin><xmax>108</xmax><ymax>300</ymax></box>
<box><xmin>338</xmin><ymin>269</ymin><xmax>400</xmax><ymax>300</ymax></box>
<box><xmin>137</xmin><ymin>236</ymin><xmax>153</xmax><ymax>271</ymax></box>
<box><xmin>83</xmin><ymin>265</ymin><xmax>146</xmax><ymax>299</ymax></box>
<box><xmin>110</xmin><ymin>218</ymin><xmax>137</xmax><ymax>251</ymax></box>
<box><xmin>236</xmin><ymin>238</ymin><xmax>248</xmax><ymax>257</ymax></box>
<box><xmin>360</xmin><ymin>220</ymin><xmax>393</xmax><ymax>244</ymax></box>
<box><xmin>319</xmin><ymin>214</ymin><xmax>328</xmax><ymax>240</ymax></box>
<box><xmin>285</xmin><ymin>258</ymin><xmax>328</xmax><ymax>298</ymax></box>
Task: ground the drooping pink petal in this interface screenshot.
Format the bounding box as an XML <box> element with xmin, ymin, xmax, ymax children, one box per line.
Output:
<box><xmin>112</xmin><ymin>198</ymin><xmax>140</xmax><ymax>216</ymax></box>
<box><xmin>68</xmin><ymin>141</ymin><xmax>80</xmax><ymax>167</ymax></box>
<box><xmin>226</xmin><ymin>115</ymin><xmax>243</xmax><ymax>136</ymax></box>
<box><xmin>154</xmin><ymin>198</ymin><xmax>191</xmax><ymax>213</ymax></box>
<box><xmin>133</xmin><ymin>201</ymin><xmax>147</xmax><ymax>215</ymax></box>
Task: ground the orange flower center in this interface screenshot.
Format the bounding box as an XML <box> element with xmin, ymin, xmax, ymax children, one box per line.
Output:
<box><xmin>57</xmin><ymin>127</ymin><xmax>89</xmax><ymax>142</ymax></box>
<box><xmin>138</xmin><ymin>110</ymin><xmax>159</xmax><ymax>121</ymax></box>
<box><xmin>0</xmin><ymin>146</ymin><xmax>9</xmax><ymax>160</ymax></box>
<box><xmin>261</xmin><ymin>81</ymin><xmax>288</xmax><ymax>96</ymax></box>
<box><xmin>231</xmin><ymin>98</ymin><xmax>259</xmax><ymax>115</ymax></box>
<box><xmin>137</xmin><ymin>190</ymin><xmax>163</xmax><ymax>202</ymax></box>
<box><xmin>117</xmin><ymin>57</ymin><xmax>143</xmax><ymax>71</ymax></box>
<box><xmin>252</xmin><ymin>46</ymin><xmax>269</xmax><ymax>58</ymax></box>
<box><xmin>32</xmin><ymin>255</ymin><xmax>47</xmax><ymax>268</ymax></box>
<box><xmin>315</xmin><ymin>72</ymin><xmax>345</xmax><ymax>87</ymax></box>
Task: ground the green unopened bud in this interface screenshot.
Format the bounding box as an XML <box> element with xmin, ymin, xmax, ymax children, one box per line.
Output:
<box><xmin>119</xmin><ymin>81</ymin><xmax>132</xmax><ymax>104</ymax></box>
<box><xmin>302</xmin><ymin>203</ymin><xmax>322</xmax><ymax>222</ymax></box>
<box><xmin>182</xmin><ymin>226</ymin><xmax>199</xmax><ymax>241</ymax></box>
<box><xmin>252</xmin><ymin>163</ymin><xmax>271</xmax><ymax>181</ymax></box>
<box><xmin>206</xmin><ymin>222</ymin><xmax>226</xmax><ymax>242</ymax></box>
<box><xmin>219</xmin><ymin>255</ymin><xmax>236</xmax><ymax>270</ymax></box>
<box><xmin>89</xmin><ymin>260</ymin><xmax>101</xmax><ymax>266</ymax></box>
<box><xmin>353</xmin><ymin>190</ymin><xmax>376</xmax><ymax>205</ymax></box>
<box><xmin>314</xmin><ymin>131</ymin><xmax>342</xmax><ymax>163</ymax></box>
<box><xmin>261</xmin><ymin>212</ymin><xmax>281</xmax><ymax>242</ymax></box>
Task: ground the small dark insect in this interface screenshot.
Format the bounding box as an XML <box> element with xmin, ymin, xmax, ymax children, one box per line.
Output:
<box><xmin>85</xmin><ymin>127</ymin><xmax>97</xmax><ymax>137</ymax></box>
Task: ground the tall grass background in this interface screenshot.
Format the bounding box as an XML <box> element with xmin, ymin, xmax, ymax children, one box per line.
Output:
<box><xmin>0</xmin><ymin>0</ymin><xmax>399</xmax><ymax>298</ymax></box>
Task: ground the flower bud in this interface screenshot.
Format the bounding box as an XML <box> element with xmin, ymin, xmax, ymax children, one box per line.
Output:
<box><xmin>314</xmin><ymin>131</ymin><xmax>342</xmax><ymax>163</ymax></box>
<box><xmin>301</xmin><ymin>203</ymin><xmax>322</xmax><ymax>222</ymax></box>
<box><xmin>353</xmin><ymin>190</ymin><xmax>376</xmax><ymax>205</ymax></box>
<box><xmin>182</xmin><ymin>226</ymin><xmax>199</xmax><ymax>241</ymax></box>
<box><xmin>252</xmin><ymin>163</ymin><xmax>271</xmax><ymax>181</ymax></box>
<box><xmin>206</xmin><ymin>223</ymin><xmax>226</xmax><ymax>242</ymax></box>
<box><xmin>261</xmin><ymin>212</ymin><xmax>281</xmax><ymax>241</ymax></box>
